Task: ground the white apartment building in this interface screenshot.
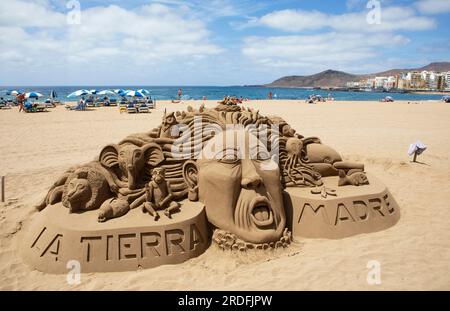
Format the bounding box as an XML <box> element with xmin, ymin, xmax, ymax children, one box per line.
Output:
<box><xmin>445</xmin><ymin>72</ymin><xmax>450</xmax><ymax>87</ymax></box>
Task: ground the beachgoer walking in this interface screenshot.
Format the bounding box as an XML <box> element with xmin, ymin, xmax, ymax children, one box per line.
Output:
<box><xmin>17</xmin><ymin>93</ymin><xmax>25</xmax><ymax>112</ymax></box>
<box><xmin>268</xmin><ymin>91</ymin><xmax>273</xmax><ymax>100</ymax></box>
<box><xmin>178</xmin><ymin>88</ymin><xmax>182</xmax><ymax>100</ymax></box>
<box><xmin>79</xmin><ymin>97</ymin><xmax>85</xmax><ymax>110</ymax></box>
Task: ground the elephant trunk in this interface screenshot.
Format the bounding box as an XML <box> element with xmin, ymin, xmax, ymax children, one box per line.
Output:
<box><xmin>127</xmin><ymin>164</ymin><xmax>137</xmax><ymax>190</ymax></box>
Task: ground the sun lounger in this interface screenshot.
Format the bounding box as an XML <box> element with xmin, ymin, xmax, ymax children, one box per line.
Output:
<box><xmin>127</xmin><ymin>103</ymin><xmax>137</xmax><ymax>113</ymax></box>
<box><xmin>43</xmin><ymin>99</ymin><xmax>56</xmax><ymax>108</ymax></box>
<box><xmin>146</xmin><ymin>99</ymin><xmax>155</xmax><ymax>109</ymax></box>
<box><xmin>109</xmin><ymin>98</ymin><xmax>117</xmax><ymax>106</ymax></box>
<box><xmin>65</xmin><ymin>103</ymin><xmax>84</xmax><ymax>111</ymax></box>
<box><xmin>86</xmin><ymin>99</ymin><xmax>95</xmax><ymax>107</ymax></box>
<box><xmin>138</xmin><ymin>103</ymin><xmax>150</xmax><ymax>113</ymax></box>
<box><xmin>36</xmin><ymin>104</ymin><xmax>47</xmax><ymax>112</ymax></box>
<box><xmin>24</xmin><ymin>102</ymin><xmax>47</xmax><ymax>113</ymax></box>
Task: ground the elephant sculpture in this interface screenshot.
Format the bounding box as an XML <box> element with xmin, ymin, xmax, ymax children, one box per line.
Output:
<box><xmin>99</xmin><ymin>142</ymin><xmax>165</xmax><ymax>191</ymax></box>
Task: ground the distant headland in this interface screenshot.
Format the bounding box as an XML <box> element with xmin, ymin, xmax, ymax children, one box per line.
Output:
<box><xmin>261</xmin><ymin>62</ymin><xmax>450</xmax><ymax>93</ymax></box>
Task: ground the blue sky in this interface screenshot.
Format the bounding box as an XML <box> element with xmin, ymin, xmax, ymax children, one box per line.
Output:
<box><xmin>0</xmin><ymin>0</ymin><xmax>449</xmax><ymax>85</ymax></box>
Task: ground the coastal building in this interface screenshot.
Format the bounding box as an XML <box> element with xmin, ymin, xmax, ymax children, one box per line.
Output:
<box><xmin>384</xmin><ymin>76</ymin><xmax>396</xmax><ymax>89</ymax></box>
<box><xmin>407</xmin><ymin>71</ymin><xmax>425</xmax><ymax>89</ymax></box>
<box><xmin>396</xmin><ymin>78</ymin><xmax>409</xmax><ymax>90</ymax></box>
<box><xmin>445</xmin><ymin>72</ymin><xmax>450</xmax><ymax>87</ymax></box>
<box><xmin>374</xmin><ymin>77</ymin><xmax>384</xmax><ymax>89</ymax></box>
<box><xmin>346</xmin><ymin>70</ymin><xmax>449</xmax><ymax>91</ymax></box>
<box><xmin>436</xmin><ymin>74</ymin><xmax>446</xmax><ymax>90</ymax></box>
<box><xmin>346</xmin><ymin>81</ymin><xmax>360</xmax><ymax>88</ymax></box>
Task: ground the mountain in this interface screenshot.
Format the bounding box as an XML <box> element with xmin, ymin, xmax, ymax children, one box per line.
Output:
<box><xmin>265</xmin><ymin>62</ymin><xmax>450</xmax><ymax>88</ymax></box>
<box><xmin>368</xmin><ymin>62</ymin><xmax>450</xmax><ymax>78</ymax></box>
<box><xmin>265</xmin><ymin>70</ymin><xmax>359</xmax><ymax>88</ymax></box>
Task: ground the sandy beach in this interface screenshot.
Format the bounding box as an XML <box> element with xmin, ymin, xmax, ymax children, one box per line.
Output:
<box><xmin>0</xmin><ymin>100</ymin><xmax>449</xmax><ymax>290</ymax></box>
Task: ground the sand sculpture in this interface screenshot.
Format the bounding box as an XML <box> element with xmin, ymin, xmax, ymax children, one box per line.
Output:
<box><xmin>22</xmin><ymin>102</ymin><xmax>400</xmax><ymax>273</ymax></box>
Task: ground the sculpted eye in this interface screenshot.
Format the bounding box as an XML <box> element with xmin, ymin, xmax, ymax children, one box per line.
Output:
<box><xmin>256</xmin><ymin>150</ymin><xmax>271</xmax><ymax>161</ymax></box>
<box><xmin>220</xmin><ymin>157</ymin><xmax>240</xmax><ymax>164</ymax></box>
<box><xmin>219</xmin><ymin>149</ymin><xmax>240</xmax><ymax>164</ymax></box>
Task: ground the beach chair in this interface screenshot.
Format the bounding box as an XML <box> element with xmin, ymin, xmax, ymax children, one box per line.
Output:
<box><xmin>147</xmin><ymin>98</ymin><xmax>155</xmax><ymax>109</ymax></box>
<box><xmin>44</xmin><ymin>99</ymin><xmax>56</xmax><ymax>108</ymax></box>
<box><xmin>35</xmin><ymin>104</ymin><xmax>47</xmax><ymax>112</ymax></box>
<box><xmin>119</xmin><ymin>99</ymin><xmax>127</xmax><ymax>113</ymax></box>
<box><xmin>95</xmin><ymin>99</ymin><xmax>104</xmax><ymax>107</ymax></box>
<box><xmin>138</xmin><ymin>103</ymin><xmax>150</xmax><ymax>113</ymax></box>
<box><xmin>85</xmin><ymin>98</ymin><xmax>95</xmax><ymax>107</ymax></box>
<box><xmin>127</xmin><ymin>103</ymin><xmax>137</xmax><ymax>114</ymax></box>
<box><xmin>65</xmin><ymin>103</ymin><xmax>83</xmax><ymax>111</ymax></box>
<box><xmin>109</xmin><ymin>98</ymin><xmax>117</xmax><ymax>106</ymax></box>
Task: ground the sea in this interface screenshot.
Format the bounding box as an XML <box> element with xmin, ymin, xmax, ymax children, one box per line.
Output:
<box><xmin>0</xmin><ymin>86</ymin><xmax>446</xmax><ymax>102</ymax></box>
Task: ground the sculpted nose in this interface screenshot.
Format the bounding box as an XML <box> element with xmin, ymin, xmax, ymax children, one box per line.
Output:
<box><xmin>241</xmin><ymin>159</ymin><xmax>263</xmax><ymax>190</ymax></box>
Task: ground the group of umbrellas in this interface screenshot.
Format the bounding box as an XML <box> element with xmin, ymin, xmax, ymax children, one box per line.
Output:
<box><xmin>1</xmin><ymin>89</ymin><xmax>57</xmax><ymax>100</ymax></box>
<box><xmin>2</xmin><ymin>88</ymin><xmax>151</xmax><ymax>101</ymax></box>
<box><xmin>67</xmin><ymin>89</ymin><xmax>150</xmax><ymax>98</ymax></box>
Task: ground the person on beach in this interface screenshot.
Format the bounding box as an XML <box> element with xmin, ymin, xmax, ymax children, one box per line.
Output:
<box><xmin>177</xmin><ymin>88</ymin><xmax>182</xmax><ymax>100</ymax></box>
<box><xmin>79</xmin><ymin>97</ymin><xmax>85</xmax><ymax>110</ymax></box>
<box><xmin>17</xmin><ymin>92</ymin><xmax>25</xmax><ymax>113</ymax></box>
<box><xmin>268</xmin><ymin>91</ymin><xmax>273</xmax><ymax>100</ymax></box>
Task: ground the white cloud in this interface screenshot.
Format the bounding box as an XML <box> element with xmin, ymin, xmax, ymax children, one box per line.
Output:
<box><xmin>0</xmin><ymin>0</ymin><xmax>223</xmax><ymax>84</ymax></box>
<box><xmin>242</xmin><ymin>33</ymin><xmax>410</xmax><ymax>73</ymax></box>
<box><xmin>0</xmin><ymin>0</ymin><xmax>66</xmax><ymax>28</ymax></box>
<box><xmin>153</xmin><ymin>0</ymin><xmax>249</xmax><ymax>19</ymax></box>
<box><xmin>415</xmin><ymin>0</ymin><xmax>450</xmax><ymax>14</ymax></box>
<box><xmin>256</xmin><ymin>6</ymin><xmax>435</xmax><ymax>32</ymax></box>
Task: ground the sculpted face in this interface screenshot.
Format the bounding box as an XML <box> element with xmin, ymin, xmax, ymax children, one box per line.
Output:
<box><xmin>119</xmin><ymin>145</ymin><xmax>143</xmax><ymax>185</ymax></box>
<box><xmin>196</xmin><ymin>129</ymin><xmax>286</xmax><ymax>244</ymax></box>
<box><xmin>65</xmin><ymin>178</ymin><xmax>91</xmax><ymax>212</ymax></box>
<box><xmin>152</xmin><ymin>167</ymin><xmax>165</xmax><ymax>184</ymax></box>
<box><xmin>99</xmin><ymin>143</ymin><xmax>164</xmax><ymax>190</ymax></box>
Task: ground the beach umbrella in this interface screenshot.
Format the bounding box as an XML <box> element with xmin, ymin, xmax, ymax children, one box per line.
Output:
<box><xmin>67</xmin><ymin>89</ymin><xmax>91</xmax><ymax>98</ymax></box>
<box><xmin>98</xmin><ymin>90</ymin><xmax>115</xmax><ymax>96</ymax></box>
<box><xmin>24</xmin><ymin>92</ymin><xmax>44</xmax><ymax>99</ymax></box>
<box><xmin>138</xmin><ymin>89</ymin><xmax>150</xmax><ymax>95</ymax></box>
<box><xmin>125</xmin><ymin>90</ymin><xmax>145</xmax><ymax>98</ymax></box>
<box><xmin>89</xmin><ymin>89</ymin><xmax>99</xmax><ymax>95</ymax></box>
<box><xmin>114</xmin><ymin>89</ymin><xmax>128</xmax><ymax>97</ymax></box>
<box><xmin>9</xmin><ymin>90</ymin><xmax>19</xmax><ymax>96</ymax></box>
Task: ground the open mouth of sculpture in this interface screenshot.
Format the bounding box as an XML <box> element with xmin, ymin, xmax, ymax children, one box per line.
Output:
<box><xmin>249</xmin><ymin>197</ymin><xmax>274</xmax><ymax>228</ymax></box>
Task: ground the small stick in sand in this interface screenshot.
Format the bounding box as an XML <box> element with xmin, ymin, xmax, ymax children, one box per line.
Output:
<box><xmin>1</xmin><ymin>176</ymin><xmax>4</xmax><ymax>203</ymax></box>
